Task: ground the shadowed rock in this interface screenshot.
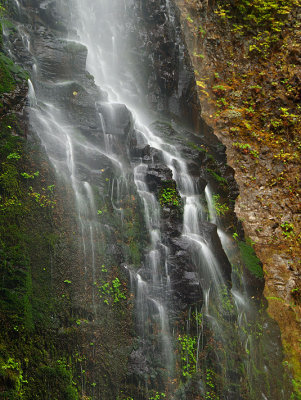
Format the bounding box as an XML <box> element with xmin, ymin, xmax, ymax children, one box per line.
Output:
<box><xmin>97</xmin><ymin>103</ymin><xmax>133</xmax><ymax>138</ymax></box>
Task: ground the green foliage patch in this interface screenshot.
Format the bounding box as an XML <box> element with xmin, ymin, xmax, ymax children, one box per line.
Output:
<box><xmin>216</xmin><ymin>0</ymin><xmax>296</xmax><ymax>33</ymax></box>
<box><xmin>159</xmin><ymin>180</ymin><xmax>181</xmax><ymax>208</ymax></box>
<box><xmin>94</xmin><ymin>266</ymin><xmax>127</xmax><ymax>306</ymax></box>
<box><xmin>212</xmin><ymin>194</ymin><xmax>229</xmax><ymax>216</ymax></box>
<box><xmin>215</xmin><ymin>0</ymin><xmax>298</xmax><ymax>56</ymax></box>
<box><xmin>178</xmin><ymin>334</ymin><xmax>197</xmax><ymax>377</ymax></box>
<box><xmin>37</xmin><ymin>360</ymin><xmax>78</xmax><ymax>400</ymax></box>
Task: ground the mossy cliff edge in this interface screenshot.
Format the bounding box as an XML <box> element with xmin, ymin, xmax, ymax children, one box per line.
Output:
<box><xmin>175</xmin><ymin>0</ymin><xmax>300</xmax><ymax>395</ymax></box>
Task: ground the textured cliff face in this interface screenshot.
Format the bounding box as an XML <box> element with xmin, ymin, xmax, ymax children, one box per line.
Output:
<box><xmin>174</xmin><ymin>0</ymin><xmax>301</xmax><ymax>393</ymax></box>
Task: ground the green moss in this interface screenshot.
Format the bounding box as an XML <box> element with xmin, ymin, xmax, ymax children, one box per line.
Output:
<box><xmin>187</xmin><ymin>141</ymin><xmax>207</xmax><ymax>153</ymax></box>
<box><xmin>0</xmin><ymin>53</ymin><xmax>16</xmax><ymax>93</ymax></box>
<box><xmin>0</xmin><ymin>12</ymin><xmax>29</xmax><ymax>96</ymax></box>
<box><xmin>187</xmin><ymin>141</ymin><xmax>215</xmax><ymax>160</ymax></box>
<box><xmin>110</xmin><ymin>192</ymin><xmax>145</xmax><ymax>267</ymax></box>
<box><xmin>63</xmin><ymin>40</ymin><xmax>86</xmax><ymax>55</ymax></box>
<box><xmin>23</xmin><ymin>267</ymin><xmax>34</xmax><ymax>332</ymax></box>
<box><xmin>37</xmin><ymin>361</ymin><xmax>79</xmax><ymax>400</ymax></box>
<box><xmin>206</xmin><ymin>168</ymin><xmax>228</xmax><ymax>185</ymax></box>
<box><xmin>291</xmin><ymin>379</ymin><xmax>301</xmax><ymax>400</ymax></box>
<box><xmin>129</xmin><ymin>241</ymin><xmax>141</xmax><ymax>266</ymax></box>
<box><xmin>266</xmin><ymin>296</ymin><xmax>285</xmax><ymax>303</ymax></box>
<box><xmin>0</xmin><ymin>356</ymin><xmax>27</xmax><ymax>398</ymax></box>
<box><xmin>0</xmin><ymin>115</ymin><xmax>74</xmax><ymax>397</ymax></box>
<box><xmin>0</xmin><ymin>161</ymin><xmax>21</xmax><ymax>196</ymax></box>
<box><xmin>238</xmin><ymin>240</ymin><xmax>264</xmax><ymax>279</ymax></box>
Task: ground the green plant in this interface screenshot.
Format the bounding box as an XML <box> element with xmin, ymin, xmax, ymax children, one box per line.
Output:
<box><xmin>198</xmin><ymin>25</ymin><xmax>206</xmax><ymax>37</ymax></box>
<box><xmin>159</xmin><ymin>181</ymin><xmax>181</xmax><ymax>208</ymax></box>
<box><xmin>111</xmin><ymin>278</ymin><xmax>126</xmax><ymax>303</ymax></box>
<box><xmin>216</xmin><ymin>97</ymin><xmax>227</xmax><ymax>108</ymax></box>
<box><xmin>212</xmin><ymin>84</ymin><xmax>227</xmax><ymax>96</ymax></box>
<box><xmin>28</xmin><ymin>186</ymin><xmax>56</xmax><ymax>208</ymax></box>
<box><xmin>94</xmin><ymin>275</ymin><xmax>126</xmax><ymax>305</ymax></box>
<box><xmin>192</xmin><ymin>310</ymin><xmax>203</xmax><ymax>326</ymax></box>
<box><xmin>193</xmin><ymin>52</ymin><xmax>205</xmax><ymax>59</ymax></box>
<box><xmin>212</xmin><ymin>194</ymin><xmax>229</xmax><ymax>216</ymax></box>
<box><xmin>233</xmin><ymin>142</ymin><xmax>259</xmax><ymax>158</ymax></box>
<box><xmin>205</xmin><ymin>369</ymin><xmax>219</xmax><ymax>400</ymax></box>
<box><xmin>7</xmin><ymin>152</ymin><xmax>21</xmax><ymax>160</ymax></box>
<box><xmin>280</xmin><ymin>222</ymin><xmax>294</xmax><ymax>238</ymax></box>
<box><xmin>1</xmin><ymin>357</ymin><xmax>28</xmax><ymax>396</ymax></box>
<box><xmin>178</xmin><ymin>334</ymin><xmax>197</xmax><ymax>377</ymax></box>
<box><xmin>149</xmin><ymin>392</ymin><xmax>166</xmax><ymax>400</ymax></box>
<box><xmin>101</xmin><ymin>264</ymin><xmax>107</xmax><ymax>273</ymax></box>
<box><xmin>232</xmin><ymin>232</ymin><xmax>239</xmax><ymax>241</ymax></box>
<box><xmin>214</xmin><ymin>0</ymin><xmax>297</xmax><ymax>59</ymax></box>
<box><xmin>220</xmin><ymin>285</ymin><xmax>234</xmax><ymax>313</ymax></box>
<box><xmin>21</xmin><ymin>171</ymin><xmax>39</xmax><ymax>179</ymax></box>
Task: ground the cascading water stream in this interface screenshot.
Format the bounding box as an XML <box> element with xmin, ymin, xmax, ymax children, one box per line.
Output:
<box><xmin>5</xmin><ymin>0</ymin><xmax>292</xmax><ymax>398</ymax></box>
<box><xmin>68</xmin><ymin>2</ymin><xmax>289</xmax><ymax>398</ymax></box>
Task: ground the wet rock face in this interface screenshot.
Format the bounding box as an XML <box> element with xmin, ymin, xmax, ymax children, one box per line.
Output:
<box><xmin>129</xmin><ymin>0</ymin><xmax>200</xmax><ymax>126</ymax></box>
<box><xmin>33</xmin><ymin>36</ymin><xmax>88</xmax><ymax>81</ymax></box>
<box><xmin>169</xmin><ymin>253</ymin><xmax>202</xmax><ymax>305</ymax></box>
<box><xmin>145</xmin><ymin>164</ymin><xmax>173</xmax><ymax>191</ymax></box>
<box><xmin>129</xmin><ymin>125</ymin><xmax>235</xmax><ymax>309</ymax></box>
<box><xmin>199</xmin><ymin>221</ymin><xmax>232</xmax><ymax>280</ymax></box>
<box><xmin>98</xmin><ymin>103</ymin><xmax>133</xmax><ymax>138</ymax></box>
<box><xmin>128</xmin><ymin>348</ymin><xmax>150</xmax><ymax>376</ymax></box>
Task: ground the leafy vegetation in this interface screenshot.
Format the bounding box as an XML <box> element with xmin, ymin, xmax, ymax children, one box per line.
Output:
<box><xmin>212</xmin><ymin>194</ymin><xmax>229</xmax><ymax>216</ymax></box>
<box><xmin>149</xmin><ymin>392</ymin><xmax>166</xmax><ymax>400</ymax></box>
<box><xmin>178</xmin><ymin>334</ymin><xmax>197</xmax><ymax>377</ymax></box>
<box><xmin>232</xmin><ymin>142</ymin><xmax>259</xmax><ymax>158</ymax></box>
<box><xmin>215</xmin><ymin>0</ymin><xmax>299</xmax><ymax>57</ymax></box>
<box><xmin>158</xmin><ymin>180</ymin><xmax>181</xmax><ymax>208</ymax></box>
<box><xmin>205</xmin><ymin>369</ymin><xmax>219</xmax><ymax>400</ymax></box>
<box><xmin>280</xmin><ymin>221</ymin><xmax>295</xmax><ymax>238</ymax></box>
<box><xmin>94</xmin><ymin>271</ymin><xmax>127</xmax><ymax>306</ymax></box>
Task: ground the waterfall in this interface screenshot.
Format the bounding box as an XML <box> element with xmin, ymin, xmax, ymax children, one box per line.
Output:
<box><xmin>4</xmin><ymin>0</ymin><xmax>292</xmax><ymax>398</ymax></box>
